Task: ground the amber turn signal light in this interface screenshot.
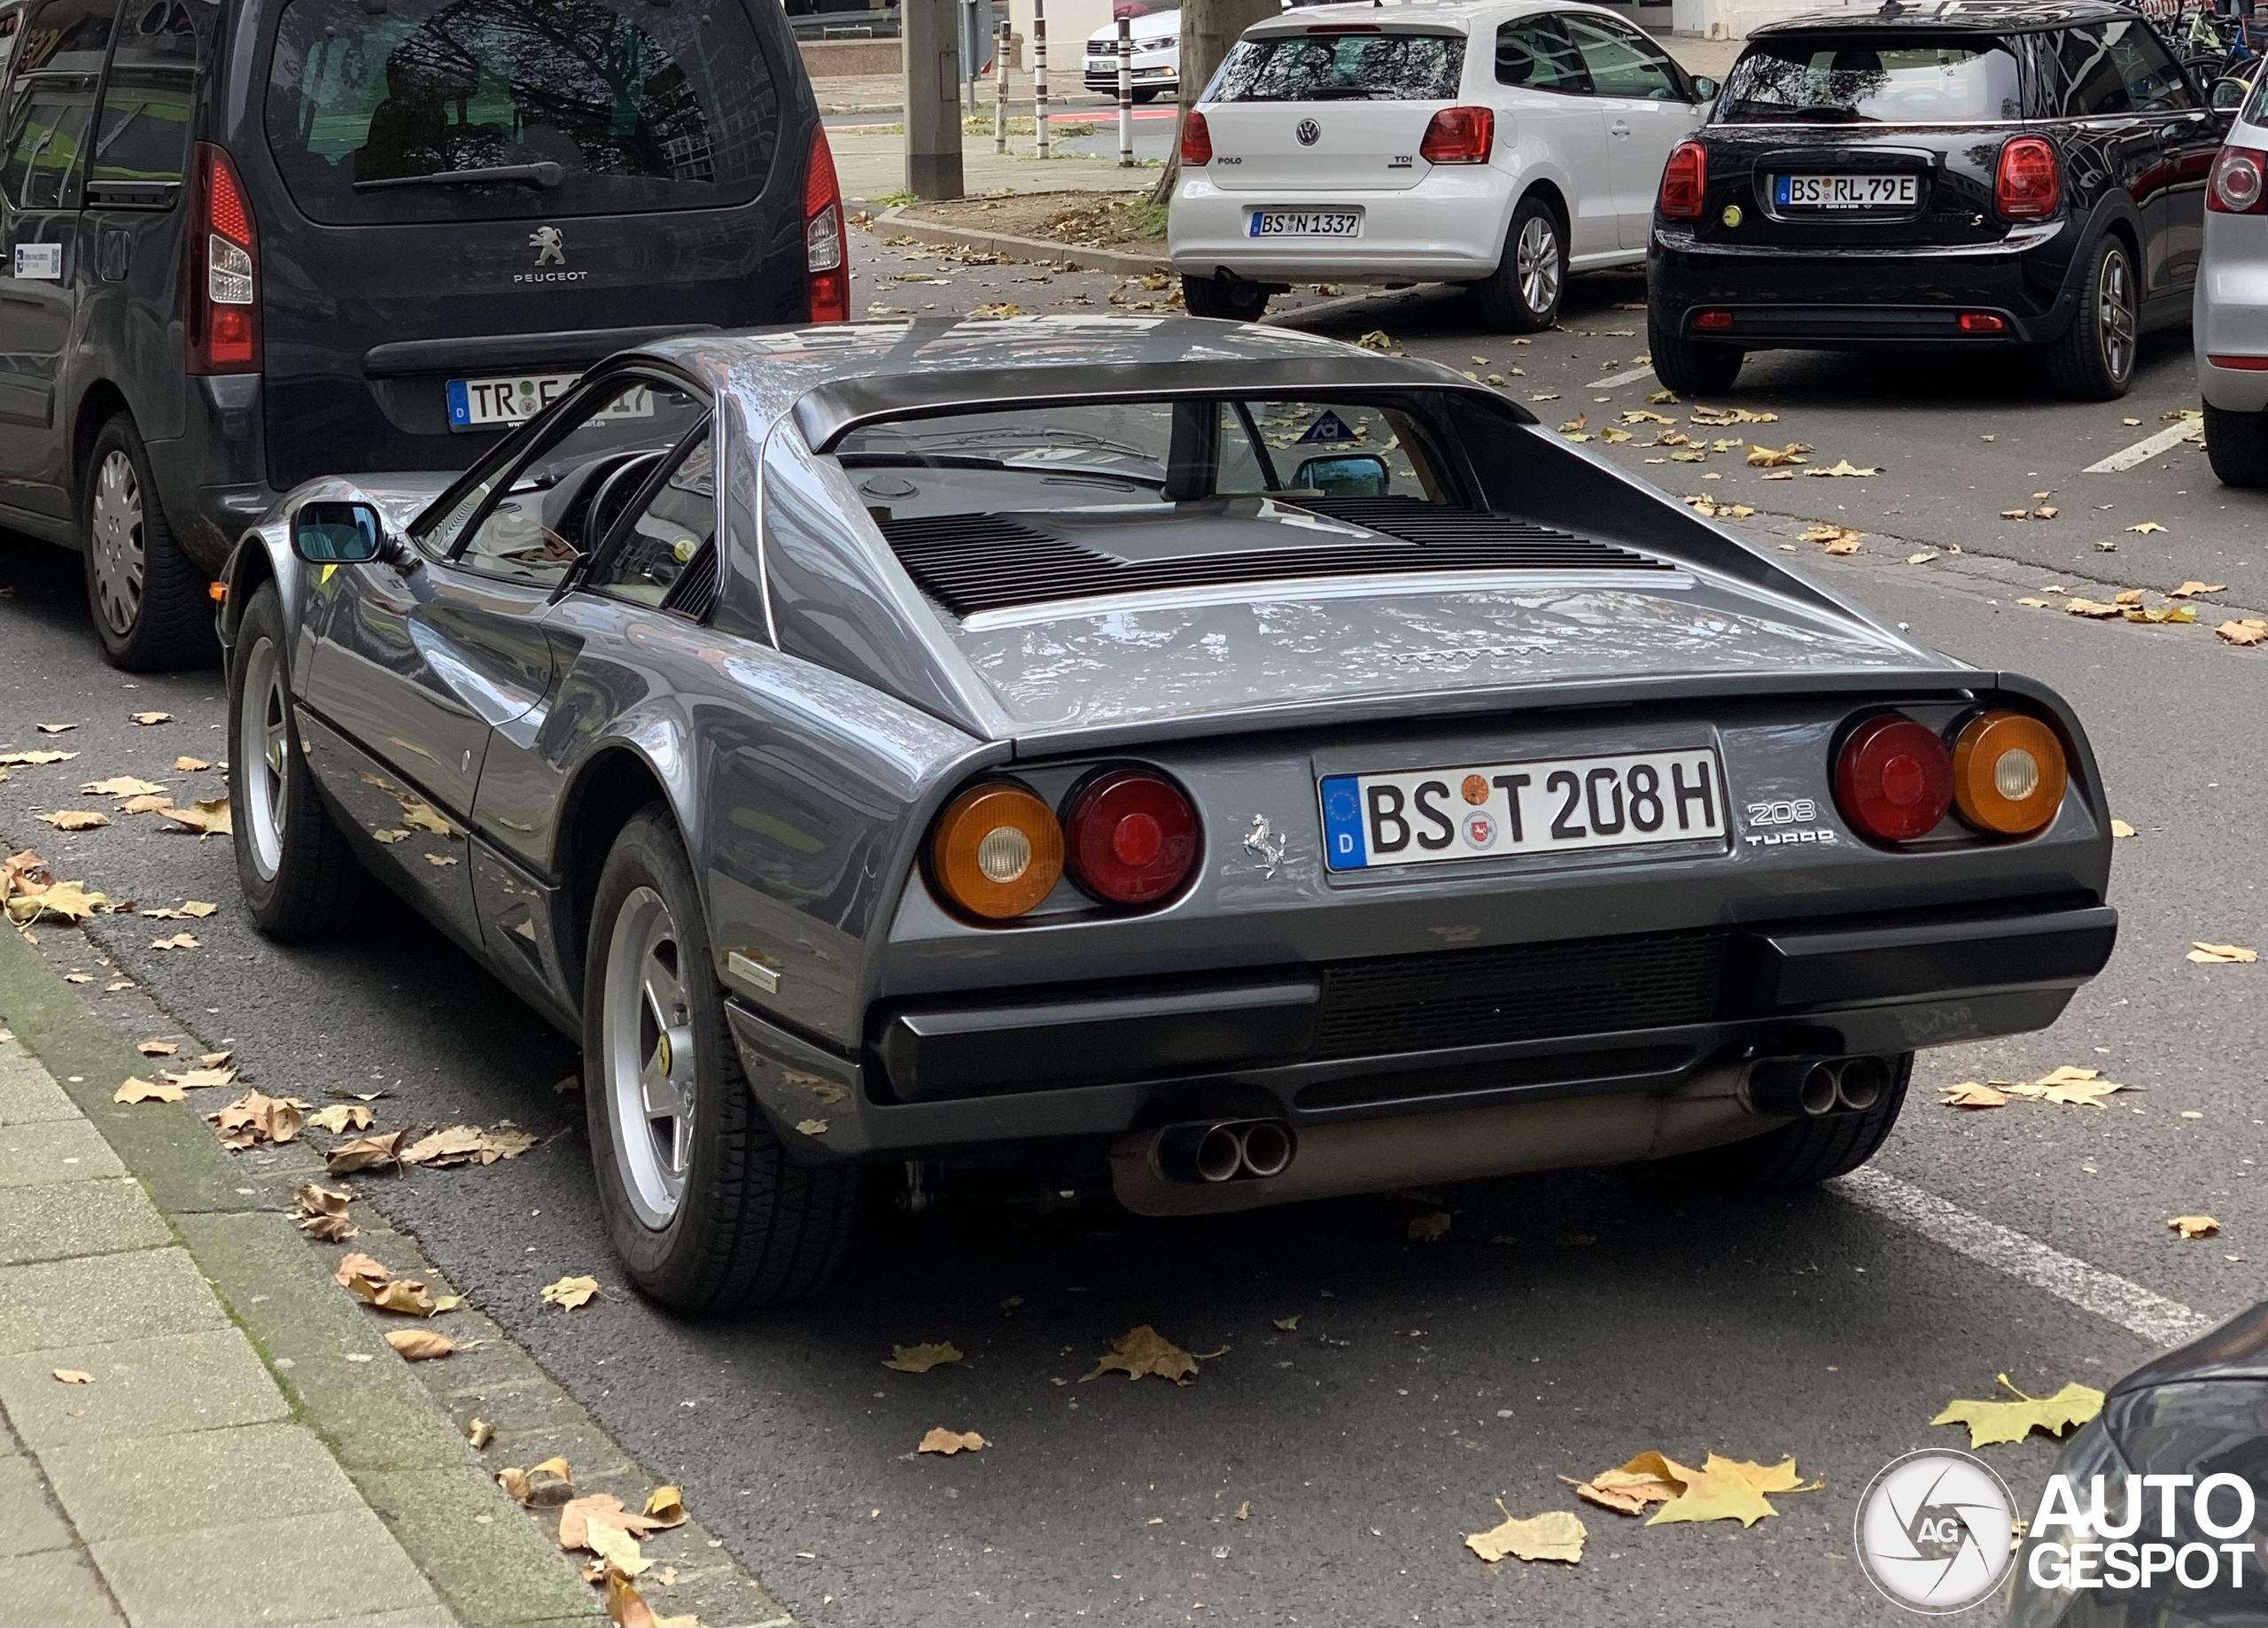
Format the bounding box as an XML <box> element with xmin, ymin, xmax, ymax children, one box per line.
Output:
<box><xmin>930</xmin><ymin>782</ymin><xmax>1064</xmax><ymax>919</ymax></box>
<box><xmin>1951</xmin><ymin>710</ymin><xmax>2066</xmax><ymax>836</ymax></box>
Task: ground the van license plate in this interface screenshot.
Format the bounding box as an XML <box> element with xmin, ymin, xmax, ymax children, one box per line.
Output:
<box><xmin>447</xmin><ymin>373</ymin><xmax>580</xmax><ymax>430</ymax></box>
<box><xmin>1319</xmin><ymin>748</ymin><xmax>1725</xmax><ymax>872</ymax></box>
<box><xmin>1249</xmin><ymin>209</ymin><xmax>1363</xmax><ymax>237</ymax></box>
<box><xmin>1775</xmin><ymin>174</ymin><xmax>1916</xmax><ymax>210</ymax></box>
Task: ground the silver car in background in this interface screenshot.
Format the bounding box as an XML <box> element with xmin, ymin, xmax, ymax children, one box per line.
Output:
<box><xmin>2198</xmin><ymin>74</ymin><xmax>2268</xmax><ymax>485</ymax></box>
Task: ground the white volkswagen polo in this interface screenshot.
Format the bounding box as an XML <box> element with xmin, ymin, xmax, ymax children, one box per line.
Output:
<box><xmin>1169</xmin><ymin>0</ymin><xmax>1715</xmax><ymax>329</ymax></box>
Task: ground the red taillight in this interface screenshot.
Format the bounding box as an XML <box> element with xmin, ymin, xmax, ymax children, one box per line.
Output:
<box><xmin>1658</xmin><ymin>140</ymin><xmax>1706</xmax><ymax>219</ymax></box>
<box><xmin>804</xmin><ymin>129</ymin><xmax>847</xmax><ymax>325</ymax></box>
<box><xmin>187</xmin><ymin>143</ymin><xmax>258</xmax><ymax>376</ymax></box>
<box><xmin>1064</xmin><ymin>768</ymin><xmax>1200</xmax><ymax>906</ymax></box>
<box><xmin>2210</xmin><ymin>143</ymin><xmax>2268</xmax><ymax>213</ymax></box>
<box><xmin>1958</xmin><ymin>312</ymin><xmax>2006</xmax><ymax>333</ymax></box>
<box><xmin>2210</xmin><ymin>353</ymin><xmax>2268</xmax><ymax>369</ymax></box>
<box><xmin>1418</xmin><ymin>106</ymin><xmax>1494</xmax><ymax>165</ymax></box>
<box><xmin>1995</xmin><ymin>136</ymin><xmax>2060</xmax><ymax>220</ymax></box>
<box><xmin>1180</xmin><ymin>109</ymin><xmax>1213</xmax><ymax>166</ymax></box>
<box><xmin>1834</xmin><ymin>714</ymin><xmax>1954</xmax><ymax>845</ymax></box>
<box><xmin>1695</xmin><ymin>309</ymin><xmax>1732</xmax><ymax>329</ymax></box>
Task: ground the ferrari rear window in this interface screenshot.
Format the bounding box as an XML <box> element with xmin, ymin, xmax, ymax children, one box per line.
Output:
<box><xmin>1720</xmin><ymin>34</ymin><xmax>2021</xmax><ymax>122</ymax></box>
<box><xmin>1210</xmin><ymin>33</ymin><xmax>1464</xmax><ymax>102</ymax></box>
<box><xmin>835</xmin><ymin>398</ymin><xmax>1457</xmax><ymax>518</ymax></box>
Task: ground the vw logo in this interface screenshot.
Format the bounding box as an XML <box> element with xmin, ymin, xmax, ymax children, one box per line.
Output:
<box><xmin>1295</xmin><ymin>118</ymin><xmax>1320</xmax><ymax>146</ymax></box>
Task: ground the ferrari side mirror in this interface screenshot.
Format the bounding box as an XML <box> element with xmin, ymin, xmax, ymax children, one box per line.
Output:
<box><xmin>291</xmin><ymin>500</ymin><xmax>387</xmax><ymax>565</ymax></box>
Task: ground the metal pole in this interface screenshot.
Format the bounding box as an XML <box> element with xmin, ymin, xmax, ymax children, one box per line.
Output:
<box><xmin>995</xmin><ymin>17</ymin><xmax>1010</xmax><ymax>153</ymax></box>
<box><xmin>903</xmin><ymin>0</ymin><xmax>964</xmax><ymax>199</ymax></box>
<box><xmin>1033</xmin><ymin>0</ymin><xmax>1050</xmax><ymax>159</ymax></box>
<box><xmin>1117</xmin><ymin>16</ymin><xmax>1133</xmax><ymax>167</ymax></box>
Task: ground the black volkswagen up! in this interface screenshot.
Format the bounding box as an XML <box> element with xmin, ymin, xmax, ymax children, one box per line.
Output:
<box><xmin>0</xmin><ymin>0</ymin><xmax>841</xmax><ymax>667</ymax></box>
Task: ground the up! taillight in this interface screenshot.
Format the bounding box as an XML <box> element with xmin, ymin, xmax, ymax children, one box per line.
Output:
<box><xmin>187</xmin><ymin>143</ymin><xmax>258</xmax><ymax>375</ymax></box>
<box><xmin>804</xmin><ymin>129</ymin><xmax>847</xmax><ymax>325</ymax></box>
<box><xmin>1180</xmin><ymin>109</ymin><xmax>1213</xmax><ymax>166</ymax></box>
<box><xmin>1064</xmin><ymin>768</ymin><xmax>1200</xmax><ymax>906</ymax></box>
<box><xmin>1658</xmin><ymin>141</ymin><xmax>1706</xmax><ymax>220</ymax></box>
<box><xmin>1418</xmin><ymin>106</ymin><xmax>1494</xmax><ymax>165</ymax></box>
<box><xmin>1833</xmin><ymin>714</ymin><xmax>1953</xmax><ymax>845</ymax></box>
<box><xmin>2210</xmin><ymin>143</ymin><xmax>2268</xmax><ymax>213</ymax></box>
<box><xmin>1995</xmin><ymin>136</ymin><xmax>2060</xmax><ymax>220</ymax></box>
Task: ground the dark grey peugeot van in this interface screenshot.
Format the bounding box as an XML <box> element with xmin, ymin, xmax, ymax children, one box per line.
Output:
<box><xmin>0</xmin><ymin>0</ymin><xmax>840</xmax><ymax>667</ymax></box>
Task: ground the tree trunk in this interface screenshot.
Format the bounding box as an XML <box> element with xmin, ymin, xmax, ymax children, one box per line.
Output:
<box><xmin>1148</xmin><ymin>0</ymin><xmax>1278</xmax><ymax>207</ymax></box>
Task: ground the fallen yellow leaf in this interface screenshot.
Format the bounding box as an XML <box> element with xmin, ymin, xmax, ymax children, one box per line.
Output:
<box><xmin>883</xmin><ymin>1341</ymin><xmax>964</xmax><ymax>1373</ymax></box>
<box><xmin>2110</xmin><ymin>819</ymin><xmax>2138</xmax><ymax>838</ymax></box>
<box><xmin>38</xmin><ymin>810</ymin><xmax>109</xmax><ymax>831</ymax></box>
<box><xmin>80</xmin><ymin>775</ymin><xmax>163</xmax><ymax>797</ymax></box>
<box><xmin>2171</xmin><ymin>581</ymin><xmax>2225</xmax><ymax>598</ymax></box>
<box><xmin>384</xmin><ymin>1327</ymin><xmax>454</xmax><ymax>1361</ymax></box>
<box><xmin>2170</xmin><ymin>1215</ymin><xmax>2221</xmax><ymax>1239</ymax></box>
<box><xmin>1940</xmin><ymin>1081</ymin><xmax>2008</xmax><ymax>1110</ymax></box>
<box><xmin>1565</xmin><ymin>1451</ymin><xmax>1683</xmax><ymax>1516</ymax></box>
<box><xmin>51</xmin><ymin>1368</ymin><xmax>93</xmax><ymax>1384</ymax></box>
<box><xmin>2189</xmin><ymin>942</ymin><xmax>2258</xmax><ymax>964</ymax></box>
<box><xmin>1465</xmin><ymin>1506</ymin><xmax>1585</xmax><ymax>1564</ymax></box>
<box><xmin>541</xmin><ymin>1275</ymin><xmax>601</xmax><ymax>1311</ymax></box>
<box><xmin>307</xmin><ymin>1103</ymin><xmax>375</xmax><ymax>1135</ymax></box>
<box><xmin>128</xmin><ymin>710</ymin><xmax>170</xmax><ymax>725</ymax></box>
<box><xmin>1647</xmin><ymin>1454</ymin><xmax>1796</xmax><ymax>1528</ymax></box>
<box><xmin>2217</xmin><ymin>621</ymin><xmax>2267</xmax><ymax>647</ymax></box>
<box><xmin>642</xmin><ymin>1485</ymin><xmax>686</xmax><ymax>1525</ymax></box>
<box><xmin>326</xmin><ymin>1130</ymin><xmax>408</xmax><ymax>1174</ymax></box>
<box><xmin>291</xmin><ymin>1182</ymin><xmax>357</xmax><ymax>1242</ymax></box>
<box><xmin>159</xmin><ymin>797</ymin><xmax>231</xmax><ymax>837</ymax></box>
<box><xmin>1408</xmin><ymin>1212</ymin><xmax>1451</xmax><ymax>1242</ymax></box>
<box><xmin>113</xmin><ymin>1075</ymin><xmax>183</xmax><ymax>1105</ymax></box>
<box><xmin>2126</xmin><ymin>521</ymin><xmax>2166</xmax><ymax>534</ymax></box>
<box><xmin>918</xmin><ymin>1427</ymin><xmax>988</xmax><ymax>1455</ymax></box>
<box><xmin>1932</xmin><ymin>1376</ymin><xmax>2102</xmax><ymax>1448</ymax></box>
<box><xmin>1084</xmin><ymin>1325</ymin><xmax>1200</xmax><ymax>1384</ymax></box>
<box><xmin>1272</xmin><ymin>1315</ymin><xmax>1300</xmax><ymax>1332</ymax></box>
<box><xmin>174</xmin><ymin>756</ymin><xmax>210</xmax><ymax>771</ymax></box>
<box><xmin>467</xmin><ymin>1418</ymin><xmax>494</xmax><ymax>1450</ymax></box>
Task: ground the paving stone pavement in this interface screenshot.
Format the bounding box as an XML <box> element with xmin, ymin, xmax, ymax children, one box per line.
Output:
<box><xmin>0</xmin><ymin>1027</ymin><xmax>451</xmax><ymax>1628</ymax></box>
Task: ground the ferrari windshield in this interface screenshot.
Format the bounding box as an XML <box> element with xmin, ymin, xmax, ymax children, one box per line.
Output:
<box><xmin>834</xmin><ymin>397</ymin><xmax>1462</xmax><ymax>516</ymax></box>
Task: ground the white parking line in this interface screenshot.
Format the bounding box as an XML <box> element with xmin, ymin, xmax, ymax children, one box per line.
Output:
<box><xmin>2083</xmin><ymin>420</ymin><xmax>2202</xmax><ymax>474</ymax></box>
<box><xmin>1585</xmin><ymin>363</ymin><xmax>1658</xmax><ymax>391</ymax></box>
<box><xmin>1837</xmin><ymin>1167</ymin><xmax>2219</xmax><ymax>1349</ymax></box>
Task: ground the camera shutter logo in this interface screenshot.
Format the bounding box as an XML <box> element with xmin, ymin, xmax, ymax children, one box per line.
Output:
<box><xmin>1295</xmin><ymin>118</ymin><xmax>1321</xmax><ymax>146</ymax></box>
<box><xmin>1855</xmin><ymin>1449</ymin><xmax>2017</xmax><ymax>1614</ymax></box>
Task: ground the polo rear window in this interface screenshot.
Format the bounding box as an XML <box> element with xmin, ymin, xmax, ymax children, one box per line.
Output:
<box><xmin>1721</xmin><ymin>34</ymin><xmax>2022</xmax><ymax>122</ymax></box>
<box><xmin>262</xmin><ymin>0</ymin><xmax>781</xmax><ymax>223</ymax></box>
<box><xmin>1211</xmin><ymin>32</ymin><xmax>1464</xmax><ymax>101</ymax></box>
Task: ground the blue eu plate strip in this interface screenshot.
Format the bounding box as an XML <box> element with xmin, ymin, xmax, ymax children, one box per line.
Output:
<box><xmin>1319</xmin><ymin>775</ymin><xmax>1366</xmax><ymax>872</ymax></box>
<box><xmin>1774</xmin><ymin>175</ymin><xmax>1790</xmax><ymax>207</ymax></box>
<box><xmin>1247</xmin><ymin>213</ymin><xmax>1262</xmax><ymax>237</ymax></box>
<box><xmin>446</xmin><ymin>379</ymin><xmax>471</xmax><ymax>429</ymax></box>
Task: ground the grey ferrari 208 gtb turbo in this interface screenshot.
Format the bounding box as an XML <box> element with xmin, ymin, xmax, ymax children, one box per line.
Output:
<box><xmin>214</xmin><ymin>316</ymin><xmax>2117</xmax><ymax>1312</ymax></box>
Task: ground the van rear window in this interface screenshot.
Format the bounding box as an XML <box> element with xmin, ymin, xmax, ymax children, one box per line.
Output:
<box><xmin>263</xmin><ymin>0</ymin><xmax>781</xmax><ymax>223</ymax></box>
<box><xmin>1721</xmin><ymin>34</ymin><xmax>2021</xmax><ymax>123</ymax></box>
<box><xmin>1211</xmin><ymin>32</ymin><xmax>1464</xmax><ymax>102</ymax></box>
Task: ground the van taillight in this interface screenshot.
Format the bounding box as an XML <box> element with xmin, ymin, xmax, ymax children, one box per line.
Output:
<box><xmin>804</xmin><ymin>129</ymin><xmax>847</xmax><ymax>325</ymax></box>
<box><xmin>1658</xmin><ymin>141</ymin><xmax>1706</xmax><ymax>219</ymax></box>
<box><xmin>187</xmin><ymin>143</ymin><xmax>258</xmax><ymax>375</ymax></box>
<box><xmin>1994</xmin><ymin>136</ymin><xmax>2060</xmax><ymax>220</ymax></box>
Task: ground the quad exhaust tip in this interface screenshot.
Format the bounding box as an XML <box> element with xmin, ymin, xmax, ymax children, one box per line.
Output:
<box><xmin>1742</xmin><ymin>1056</ymin><xmax>1893</xmax><ymax>1119</ymax></box>
<box><xmin>1153</xmin><ymin>1118</ymin><xmax>1299</xmax><ymax>1184</ymax></box>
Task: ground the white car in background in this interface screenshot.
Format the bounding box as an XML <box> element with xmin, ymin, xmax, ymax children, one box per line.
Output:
<box><xmin>1085</xmin><ymin>7</ymin><xmax>1181</xmax><ymax>101</ymax></box>
<box><xmin>1169</xmin><ymin>0</ymin><xmax>1716</xmax><ymax>329</ymax></box>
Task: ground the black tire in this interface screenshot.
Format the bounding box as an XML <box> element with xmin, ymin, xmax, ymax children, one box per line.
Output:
<box><xmin>2047</xmin><ymin>233</ymin><xmax>2139</xmax><ymax>400</ymax></box>
<box><xmin>1181</xmin><ymin>274</ymin><xmax>1269</xmax><ymax>322</ymax></box>
<box><xmin>1130</xmin><ymin>87</ymin><xmax>1160</xmax><ymax>104</ymax></box>
<box><xmin>1673</xmin><ymin>1055</ymin><xmax>1911</xmax><ymax>1190</ymax></box>
<box><xmin>2205</xmin><ymin>402</ymin><xmax>2268</xmax><ymax>487</ymax></box>
<box><xmin>228</xmin><ymin>581</ymin><xmax>364</xmax><ymax>940</ymax></box>
<box><xmin>583</xmin><ymin>808</ymin><xmax>860</xmax><ymax>1313</ymax></box>
<box><xmin>1473</xmin><ymin>194</ymin><xmax>1565</xmax><ymax>333</ymax></box>
<box><xmin>1647</xmin><ymin>314</ymin><xmax>1744</xmax><ymax>396</ymax></box>
<box><xmin>82</xmin><ymin>413</ymin><xmax>216</xmax><ymax>671</ymax></box>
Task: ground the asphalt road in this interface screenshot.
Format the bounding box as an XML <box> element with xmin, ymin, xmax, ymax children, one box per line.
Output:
<box><xmin>0</xmin><ymin>236</ymin><xmax>2262</xmax><ymax>1624</ymax></box>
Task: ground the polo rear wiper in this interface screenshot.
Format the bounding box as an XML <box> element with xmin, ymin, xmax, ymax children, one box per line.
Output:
<box><xmin>355</xmin><ymin>161</ymin><xmax>564</xmax><ymax>192</ymax></box>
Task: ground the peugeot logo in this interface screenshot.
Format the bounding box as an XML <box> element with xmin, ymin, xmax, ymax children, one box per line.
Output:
<box><xmin>529</xmin><ymin>226</ymin><xmax>566</xmax><ymax>266</ymax></box>
<box><xmin>1295</xmin><ymin>118</ymin><xmax>1320</xmax><ymax>146</ymax></box>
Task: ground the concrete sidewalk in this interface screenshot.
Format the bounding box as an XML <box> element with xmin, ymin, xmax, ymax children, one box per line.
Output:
<box><xmin>0</xmin><ymin>1029</ymin><xmax>445</xmax><ymax>1627</ymax></box>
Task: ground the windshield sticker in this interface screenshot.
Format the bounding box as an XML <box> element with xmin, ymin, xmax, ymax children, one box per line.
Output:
<box><xmin>1297</xmin><ymin>410</ymin><xmax>1360</xmax><ymax>446</ymax></box>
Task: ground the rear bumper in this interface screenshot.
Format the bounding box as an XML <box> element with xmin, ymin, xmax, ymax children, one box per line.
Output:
<box><xmin>730</xmin><ymin>900</ymin><xmax>2116</xmax><ymax>1162</ymax></box>
<box><xmin>2198</xmin><ymin>213</ymin><xmax>2268</xmax><ymax>409</ymax></box>
<box><xmin>1649</xmin><ymin>221</ymin><xmax>2082</xmax><ymax>347</ymax></box>
<box><xmin>1169</xmin><ymin>171</ymin><xmax>1512</xmax><ymax>282</ymax></box>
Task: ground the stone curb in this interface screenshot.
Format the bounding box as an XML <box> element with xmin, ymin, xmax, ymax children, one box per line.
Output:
<box><xmin>870</xmin><ymin>204</ymin><xmax>1171</xmax><ymax>276</ymax></box>
<box><xmin>0</xmin><ymin>923</ymin><xmax>600</xmax><ymax>1627</ymax></box>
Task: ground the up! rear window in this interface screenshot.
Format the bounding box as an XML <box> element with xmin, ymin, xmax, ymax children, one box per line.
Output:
<box><xmin>1720</xmin><ymin>34</ymin><xmax>2022</xmax><ymax>123</ymax></box>
<box><xmin>262</xmin><ymin>0</ymin><xmax>781</xmax><ymax>223</ymax></box>
<box><xmin>1211</xmin><ymin>31</ymin><xmax>1465</xmax><ymax>102</ymax></box>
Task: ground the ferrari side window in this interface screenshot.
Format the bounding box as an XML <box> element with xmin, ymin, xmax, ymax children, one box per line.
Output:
<box><xmin>585</xmin><ymin>427</ymin><xmax>716</xmax><ymax>609</ymax></box>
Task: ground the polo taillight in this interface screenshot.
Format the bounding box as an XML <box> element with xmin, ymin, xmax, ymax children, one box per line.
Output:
<box><xmin>804</xmin><ymin>129</ymin><xmax>847</xmax><ymax>325</ymax></box>
<box><xmin>187</xmin><ymin>143</ymin><xmax>258</xmax><ymax>375</ymax></box>
<box><xmin>2210</xmin><ymin>143</ymin><xmax>2268</xmax><ymax>213</ymax></box>
<box><xmin>1834</xmin><ymin>714</ymin><xmax>1953</xmax><ymax>845</ymax></box>
<box><xmin>1180</xmin><ymin>109</ymin><xmax>1213</xmax><ymax>166</ymax></box>
<box><xmin>1658</xmin><ymin>141</ymin><xmax>1706</xmax><ymax>219</ymax></box>
<box><xmin>1418</xmin><ymin>106</ymin><xmax>1494</xmax><ymax>165</ymax></box>
<box><xmin>1064</xmin><ymin>768</ymin><xmax>1200</xmax><ymax>906</ymax></box>
<box><xmin>1995</xmin><ymin>136</ymin><xmax>2060</xmax><ymax>220</ymax></box>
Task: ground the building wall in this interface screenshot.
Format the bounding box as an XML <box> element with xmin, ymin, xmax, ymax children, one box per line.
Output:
<box><xmin>1672</xmin><ymin>0</ymin><xmax>1855</xmax><ymax>41</ymax></box>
